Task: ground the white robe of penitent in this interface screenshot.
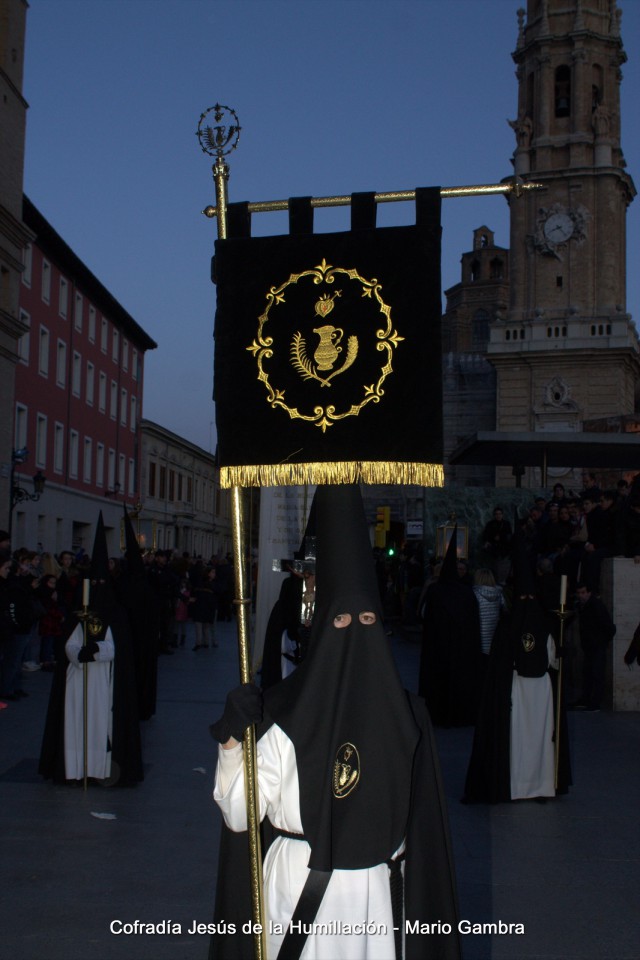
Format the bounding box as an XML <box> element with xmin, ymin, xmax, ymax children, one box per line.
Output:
<box><xmin>510</xmin><ymin>634</ymin><xmax>558</xmax><ymax>800</ymax></box>
<box><xmin>64</xmin><ymin>624</ymin><xmax>115</xmax><ymax>780</ymax></box>
<box><xmin>214</xmin><ymin>724</ymin><xmax>401</xmax><ymax>960</ymax></box>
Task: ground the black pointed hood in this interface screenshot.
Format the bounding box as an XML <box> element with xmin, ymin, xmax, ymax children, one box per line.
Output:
<box><xmin>439</xmin><ymin>525</ymin><xmax>458</xmax><ymax>583</ymax></box>
<box><xmin>512</xmin><ymin>513</ymin><xmax>536</xmax><ymax>597</ymax></box>
<box><xmin>123</xmin><ymin>505</ymin><xmax>145</xmax><ymax>580</ymax></box>
<box><xmin>90</xmin><ymin>512</ymin><xmax>110</xmax><ymax>581</ymax></box>
<box><xmin>508</xmin><ymin>513</ymin><xmax>552</xmax><ymax>675</ymax></box>
<box><xmin>265</xmin><ymin>484</ymin><xmax>419</xmax><ymax>871</ymax></box>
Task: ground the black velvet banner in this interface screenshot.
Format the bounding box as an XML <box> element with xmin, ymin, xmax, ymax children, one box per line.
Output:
<box><xmin>213</xmin><ymin>189</ymin><xmax>443</xmax><ymax>487</ymax></box>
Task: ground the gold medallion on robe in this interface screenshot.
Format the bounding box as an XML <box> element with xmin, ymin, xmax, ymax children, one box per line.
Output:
<box><xmin>87</xmin><ymin>615</ymin><xmax>105</xmax><ymax>638</ymax></box>
<box><xmin>332</xmin><ymin>742</ymin><xmax>360</xmax><ymax>798</ymax></box>
<box><xmin>521</xmin><ymin>633</ymin><xmax>535</xmax><ymax>653</ymax></box>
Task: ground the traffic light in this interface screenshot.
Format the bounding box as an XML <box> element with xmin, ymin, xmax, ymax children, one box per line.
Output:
<box><xmin>375</xmin><ymin>506</ymin><xmax>391</xmax><ymax>549</ymax></box>
<box><xmin>376</xmin><ymin>506</ymin><xmax>390</xmax><ymax>530</ymax></box>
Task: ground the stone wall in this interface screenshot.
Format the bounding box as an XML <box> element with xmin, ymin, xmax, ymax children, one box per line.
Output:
<box><xmin>420</xmin><ymin>486</ymin><xmax>540</xmax><ymax>564</ymax></box>
<box><xmin>601</xmin><ymin>558</ymin><xmax>640</xmax><ymax>711</ymax></box>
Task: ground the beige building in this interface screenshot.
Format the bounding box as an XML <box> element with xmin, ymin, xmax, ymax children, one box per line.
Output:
<box><xmin>0</xmin><ymin>0</ymin><xmax>32</xmax><ymax>529</ymax></box>
<box><xmin>139</xmin><ymin>419</ymin><xmax>233</xmax><ymax>559</ymax></box>
<box><xmin>486</xmin><ymin>0</ymin><xmax>639</xmax><ymax>487</ymax></box>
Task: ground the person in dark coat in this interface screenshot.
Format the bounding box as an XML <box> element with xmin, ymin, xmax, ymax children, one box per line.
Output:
<box><xmin>190</xmin><ymin>566</ymin><xmax>222</xmax><ymax>650</ymax></box>
<box><xmin>574</xmin><ymin>582</ymin><xmax>616</xmax><ymax>711</ymax></box>
<box><xmin>0</xmin><ymin>553</ymin><xmax>38</xmax><ymax>699</ymax></box>
<box><xmin>214</xmin><ymin>557</ymin><xmax>233</xmax><ymax>622</ymax></box>
<box><xmin>418</xmin><ymin>528</ymin><xmax>483</xmax><ymax>726</ymax></box>
<box><xmin>210</xmin><ymin>486</ymin><xmax>461</xmax><ymax>960</ymax></box>
<box><xmin>147</xmin><ymin>550</ymin><xmax>179</xmax><ymax>655</ymax></box>
<box><xmin>36</xmin><ymin>574</ymin><xmax>66</xmax><ymax>671</ymax></box>
<box><xmin>614</xmin><ymin>486</ymin><xmax>640</xmax><ymax>559</ymax></box>
<box><xmin>481</xmin><ymin>506</ymin><xmax>512</xmax><ymax>584</ymax></box>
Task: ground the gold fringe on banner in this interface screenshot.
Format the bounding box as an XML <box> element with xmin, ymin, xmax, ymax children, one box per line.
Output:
<box><xmin>220</xmin><ymin>461</ymin><xmax>444</xmax><ymax>489</ymax></box>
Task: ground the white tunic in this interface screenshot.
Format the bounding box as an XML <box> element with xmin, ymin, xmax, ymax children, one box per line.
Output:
<box><xmin>510</xmin><ymin>635</ymin><xmax>558</xmax><ymax>800</ymax></box>
<box><xmin>214</xmin><ymin>724</ymin><xmax>400</xmax><ymax>960</ymax></box>
<box><xmin>64</xmin><ymin>624</ymin><xmax>115</xmax><ymax>780</ymax></box>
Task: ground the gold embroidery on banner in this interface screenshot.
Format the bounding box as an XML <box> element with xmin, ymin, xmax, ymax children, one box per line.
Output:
<box><xmin>290</xmin><ymin>327</ymin><xmax>358</xmax><ymax>388</ymax></box>
<box><xmin>247</xmin><ymin>258</ymin><xmax>404</xmax><ymax>432</ymax></box>
<box><xmin>521</xmin><ymin>633</ymin><xmax>535</xmax><ymax>653</ymax></box>
<box><xmin>333</xmin><ymin>742</ymin><xmax>360</xmax><ymax>799</ymax></box>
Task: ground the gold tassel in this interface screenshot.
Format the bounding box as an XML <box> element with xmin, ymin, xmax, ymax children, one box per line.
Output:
<box><xmin>220</xmin><ymin>461</ymin><xmax>444</xmax><ymax>489</ymax></box>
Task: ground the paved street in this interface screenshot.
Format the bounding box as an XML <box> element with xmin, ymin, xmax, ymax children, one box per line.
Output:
<box><xmin>1</xmin><ymin>618</ymin><xmax>639</xmax><ymax>960</ymax></box>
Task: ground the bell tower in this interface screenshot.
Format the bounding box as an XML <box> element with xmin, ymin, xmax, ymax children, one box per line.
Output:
<box><xmin>487</xmin><ymin>0</ymin><xmax>639</xmax><ymax>486</ymax></box>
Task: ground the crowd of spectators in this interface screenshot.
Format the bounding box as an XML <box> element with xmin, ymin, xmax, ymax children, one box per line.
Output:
<box><xmin>0</xmin><ymin>535</ymin><xmax>235</xmax><ymax>709</ymax></box>
<box><xmin>506</xmin><ymin>473</ymin><xmax>640</xmax><ymax>596</ymax></box>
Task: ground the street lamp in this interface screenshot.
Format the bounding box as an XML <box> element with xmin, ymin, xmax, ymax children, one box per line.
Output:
<box><xmin>9</xmin><ymin>449</ymin><xmax>47</xmax><ymax>540</ymax></box>
<box><xmin>11</xmin><ymin>447</ymin><xmax>46</xmax><ymax>506</ymax></box>
<box><xmin>13</xmin><ymin>469</ymin><xmax>46</xmax><ymax>506</ymax></box>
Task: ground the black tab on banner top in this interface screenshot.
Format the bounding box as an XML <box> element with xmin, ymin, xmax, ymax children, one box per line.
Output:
<box><xmin>351</xmin><ymin>192</ymin><xmax>377</xmax><ymax>231</ymax></box>
<box><xmin>289</xmin><ymin>196</ymin><xmax>314</xmax><ymax>236</ymax></box>
<box><xmin>227</xmin><ymin>201</ymin><xmax>251</xmax><ymax>239</ymax></box>
<box><xmin>415</xmin><ymin>186</ymin><xmax>442</xmax><ymax>233</ymax></box>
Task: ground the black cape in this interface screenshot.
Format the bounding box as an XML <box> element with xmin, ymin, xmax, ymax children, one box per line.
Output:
<box><xmin>418</xmin><ymin>578</ymin><xmax>483</xmax><ymax>727</ymax></box>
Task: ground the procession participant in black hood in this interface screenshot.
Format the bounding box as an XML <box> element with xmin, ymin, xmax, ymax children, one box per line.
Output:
<box><xmin>463</xmin><ymin>518</ymin><xmax>571</xmax><ymax>803</ymax></box>
<box><xmin>260</xmin><ymin>495</ymin><xmax>317</xmax><ymax>690</ymax></box>
<box><xmin>211</xmin><ymin>485</ymin><xmax>461</xmax><ymax>960</ymax></box>
<box><xmin>39</xmin><ymin>513</ymin><xmax>143</xmax><ymax>786</ymax></box>
<box><xmin>115</xmin><ymin>505</ymin><xmax>159</xmax><ymax>720</ymax></box>
<box><xmin>418</xmin><ymin>527</ymin><xmax>483</xmax><ymax>726</ymax></box>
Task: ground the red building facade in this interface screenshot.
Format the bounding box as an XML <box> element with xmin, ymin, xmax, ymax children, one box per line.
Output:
<box><xmin>13</xmin><ymin>197</ymin><xmax>156</xmax><ymax>554</ymax></box>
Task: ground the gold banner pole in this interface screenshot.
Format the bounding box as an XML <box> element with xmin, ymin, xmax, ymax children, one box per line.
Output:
<box><xmin>202</xmin><ymin>177</ymin><xmax>543</xmax><ymax>220</ymax></box>
<box><xmin>199</xmin><ymin>104</ymin><xmax>266</xmax><ymax>960</ymax></box>
<box><xmin>554</xmin><ymin>576</ymin><xmax>570</xmax><ymax>791</ymax></box>
<box><xmin>81</xmin><ymin>578</ymin><xmax>90</xmax><ymax>792</ymax></box>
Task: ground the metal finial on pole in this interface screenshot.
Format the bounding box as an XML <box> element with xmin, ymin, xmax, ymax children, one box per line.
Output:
<box><xmin>197</xmin><ymin>104</ymin><xmax>266</xmax><ymax>960</ymax></box>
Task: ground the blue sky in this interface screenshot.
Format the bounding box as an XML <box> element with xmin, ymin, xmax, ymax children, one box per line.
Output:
<box><xmin>22</xmin><ymin>0</ymin><xmax>640</xmax><ymax>452</ymax></box>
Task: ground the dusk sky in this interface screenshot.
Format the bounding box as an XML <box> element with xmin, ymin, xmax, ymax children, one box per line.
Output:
<box><xmin>22</xmin><ymin>0</ymin><xmax>640</xmax><ymax>453</ymax></box>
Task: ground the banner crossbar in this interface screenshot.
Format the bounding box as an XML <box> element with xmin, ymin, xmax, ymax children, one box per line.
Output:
<box><xmin>203</xmin><ymin>179</ymin><xmax>543</xmax><ymax>219</ymax></box>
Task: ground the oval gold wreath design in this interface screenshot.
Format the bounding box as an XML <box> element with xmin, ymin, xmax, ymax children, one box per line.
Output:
<box><xmin>247</xmin><ymin>258</ymin><xmax>404</xmax><ymax>432</ymax></box>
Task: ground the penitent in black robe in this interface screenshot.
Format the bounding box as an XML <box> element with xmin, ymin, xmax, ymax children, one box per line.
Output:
<box><xmin>462</xmin><ymin>609</ymin><xmax>571</xmax><ymax>804</ymax></box>
<box><xmin>418</xmin><ymin>578</ymin><xmax>483</xmax><ymax>727</ymax></box>
<box><xmin>39</xmin><ymin>587</ymin><xmax>143</xmax><ymax>786</ymax></box>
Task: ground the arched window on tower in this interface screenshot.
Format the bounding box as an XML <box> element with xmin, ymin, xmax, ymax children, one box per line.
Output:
<box><xmin>470</xmin><ymin>259</ymin><xmax>481</xmax><ymax>282</ymax></box>
<box><xmin>472</xmin><ymin>309</ymin><xmax>490</xmax><ymax>351</ymax></box>
<box><xmin>490</xmin><ymin>258</ymin><xmax>504</xmax><ymax>280</ymax></box>
<box><xmin>555</xmin><ymin>65</ymin><xmax>571</xmax><ymax>118</ymax></box>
